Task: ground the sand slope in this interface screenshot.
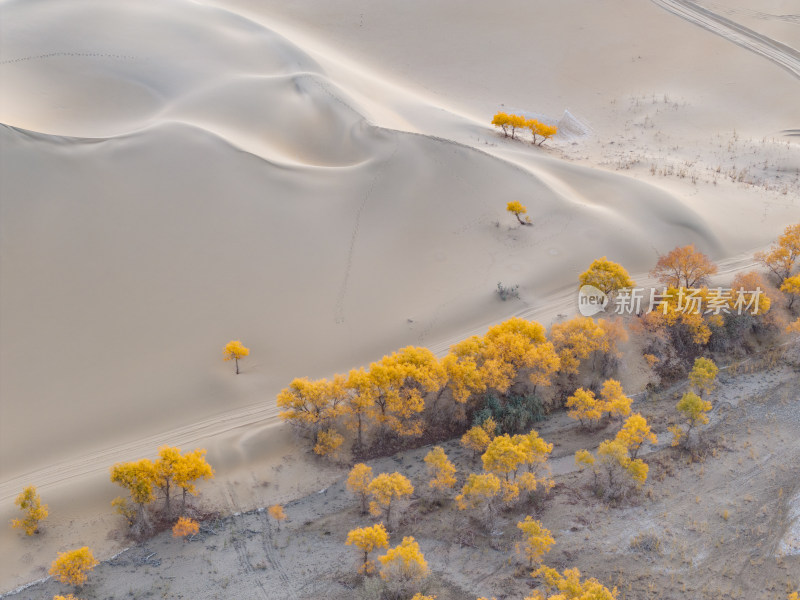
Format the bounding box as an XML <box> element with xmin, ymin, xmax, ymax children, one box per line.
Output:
<box><xmin>0</xmin><ymin>0</ymin><xmax>798</xmax><ymax>590</ymax></box>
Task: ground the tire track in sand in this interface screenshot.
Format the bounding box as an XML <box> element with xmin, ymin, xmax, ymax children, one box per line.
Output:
<box><xmin>651</xmin><ymin>0</ymin><xmax>800</xmax><ymax>79</ymax></box>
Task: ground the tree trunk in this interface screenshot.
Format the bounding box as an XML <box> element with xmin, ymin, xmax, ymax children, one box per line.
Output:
<box><xmin>235</xmin><ymin>357</ymin><xmax>239</xmax><ymax>374</ymax></box>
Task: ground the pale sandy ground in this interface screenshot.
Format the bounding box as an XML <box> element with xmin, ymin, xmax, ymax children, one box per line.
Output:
<box><xmin>0</xmin><ymin>0</ymin><xmax>799</xmax><ymax>592</ymax></box>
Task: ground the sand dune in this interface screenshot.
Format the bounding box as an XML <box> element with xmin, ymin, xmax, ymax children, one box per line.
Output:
<box><xmin>1</xmin><ymin>0</ymin><xmax>798</xmax><ymax>590</ymax></box>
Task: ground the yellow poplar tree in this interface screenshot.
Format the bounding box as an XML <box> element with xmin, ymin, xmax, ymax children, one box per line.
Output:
<box><xmin>110</xmin><ymin>458</ymin><xmax>156</xmax><ymax>533</ymax></box>
<box><xmin>367</xmin><ymin>472</ymin><xmax>414</xmax><ymax>525</ymax></box>
<box><xmin>566</xmin><ymin>388</ymin><xmax>602</xmax><ymax>428</ymax></box>
<box><xmin>673</xmin><ymin>391</ymin><xmax>711</xmax><ymax>447</ymax></box>
<box><xmin>368</xmin><ymin>346</ymin><xmax>447</xmax><ymax>437</ymax></box>
<box><xmin>49</xmin><ymin>547</ymin><xmax>99</xmax><ymax>587</ymax></box>
<box><xmin>596</xmin><ymin>439</ymin><xmax>648</xmax><ymax>492</ymax></box>
<box><xmin>378</xmin><ymin>536</ymin><xmax>429</xmax><ymax>588</ymax></box>
<box><xmin>533</xmin><ymin>566</ymin><xmax>619</xmax><ymax>599</ymax></box>
<box><xmin>223</xmin><ymin>340</ymin><xmax>249</xmax><ymax>374</ymax></box>
<box><xmin>442</xmin><ymin>350</ymin><xmax>487</xmax><ymax>404</ymax></box>
<box><xmin>347</xmin><ymin>463</ymin><xmax>373</xmax><ymax>515</ymax></box>
<box><xmin>578</xmin><ymin>257</ymin><xmax>635</xmax><ymax>296</ymax></box>
<box><xmin>173</xmin><ymin>448</ymin><xmax>214</xmax><ymax>514</ymax></box>
<box><xmin>615</xmin><ymin>414</ymin><xmax>656</xmax><ymax>459</ymax></box>
<box><xmin>507</xmin><ymin>201</ymin><xmax>531</xmax><ymax>225</ymax></box>
<box><xmin>172</xmin><ymin>516</ymin><xmax>199</xmax><ymax>539</ymax></box>
<box><xmin>688</xmin><ymin>357</ymin><xmax>718</xmax><ymax>396</ymax></box>
<box><xmin>11</xmin><ymin>485</ymin><xmax>48</xmax><ymax>536</ymax></box>
<box><xmin>550</xmin><ymin>317</ymin><xmax>607</xmax><ymax>375</ymax></box>
<box><xmin>455</xmin><ymin>472</ymin><xmax>502</xmax><ymax>523</ymax></box>
<box><xmin>527</xmin><ymin>118</ymin><xmax>558</xmax><ymax>146</ymax></box>
<box><xmin>153</xmin><ymin>445</ymin><xmax>182</xmax><ymax>516</ymax></box>
<box><xmin>313</xmin><ymin>429</ymin><xmax>345</xmax><ymax>460</ymax></box>
<box><xmin>343</xmin><ymin>368</ymin><xmax>376</xmax><ymax>449</ymax></box>
<box><xmin>515</xmin><ymin>516</ymin><xmax>555</xmax><ymax>567</ymax></box>
<box><xmin>755</xmin><ymin>222</ymin><xmax>800</xmax><ymax>283</ymax></box>
<box><xmin>491</xmin><ymin>112</ymin><xmax>512</xmax><ymax>137</ymax></box>
<box><xmin>268</xmin><ymin>504</ymin><xmax>287</xmax><ymax>529</ymax></box>
<box><xmin>460</xmin><ymin>417</ymin><xmax>497</xmax><ymax>459</ymax></box>
<box><xmin>781</xmin><ymin>274</ymin><xmax>800</xmax><ymax>308</ymax></box>
<box><xmin>650</xmin><ymin>244</ymin><xmax>718</xmax><ymax>288</ymax></box>
<box><xmin>345</xmin><ymin>523</ymin><xmax>389</xmax><ymax>574</ymax></box>
<box><xmin>277</xmin><ymin>375</ymin><xmax>347</xmax><ymax>443</ymax></box>
<box><xmin>598</xmin><ymin>379</ymin><xmax>632</xmax><ymax>420</ymax></box>
<box><xmin>423</xmin><ymin>446</ymin><xmax>457</xmax><ymax>495</ymax></box>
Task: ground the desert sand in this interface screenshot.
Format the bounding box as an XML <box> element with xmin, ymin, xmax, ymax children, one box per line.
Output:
<box><xmin>0</xmin><ymin>0</ymin><xmax>798</xmax><ymax>593</ymax></box>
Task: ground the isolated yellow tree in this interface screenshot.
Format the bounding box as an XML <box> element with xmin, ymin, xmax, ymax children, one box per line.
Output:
<box><xmin>688</xmin><ymin>357</ymin><xmax>718</xmax><ymax>396</ymax></box>
<box><xmin>223</xmin><ymin>339</ymin><xmax>249</xmax><ymax>374</ymax></box>
<box><xmin>411</xmin><ymin>594</ymin><xmax>437</xmax><ymax>600</ymax></box>
<box><xmin>53</xmin><ymin>595</ymin><xmax>80</xmax><ymax>600</ymax></box>
<box><xmin>368</xmin><ymin>346</ymin><xmax>447</xmax><ymax>437</ymax></box>
<box><xmin>110</xmin><ymin>458</ymin><xmax>156</xmax><ymax>533</ymax></box>
<box><xmin>49</xmin><ymin>547</ymin><xmax>99</xmax><ymax>587</ymax></box>
<box><xmin>533</xmin><ymin>566</ymin><xmax>619</xmax><ymax>599</ymax></box>
<box><xmin>615</xmin><ymin>414</ymin><xmax>656</xmax><ymax>459</ymax></box>
<box><xmin>579</xmin><ymin>257</ymin><xmax>635</xmax><ymax>296</ymax></box>
<box><xmin>347</xmin><ymin>463</ymin><xmax>374</xmax><ymax>515</ymax></box>
<box><xmin>378</xmin><ymin>536</ymin><xmax>429</xmax><ymax>588</ymax></box>
<box><xmin>516</xmin><ymin>516</ymin><xmax>555</xmax><ymax>567</ymax></box>
<box><xmin>672</xmin><ymin>391</ymin><xmax>711</xmax><ymax>447</ymax></box>
<box><xmin>756</xmin><ymin>222</ymin><xmax>800</xmax><ymax>283</ymax></box>
<box><xmin>780</xmin><ymin>274</ymin><xmax>800</xmax><ymax>309</ymax></box>
<box><xmin>368</xmin><ymin>472</ymin><xmax>414</xmax><ymax>525</ymax></box>
<box><xmin>173</xmin><ymin>448</ymin><xmax>214</xmax><ymax>514</ymax></box>
<box><xmin>651</xmin><ymin>244</ymin><xmax>718</xmax><ymax>288</ymax></box>
<box><xmin>423</xmin><ymin>446</ymin><xmax>457</xmax><ymax>495</ymax></box>
<box><xmin>566</xmin><ymin>388</ymin><xmax>602</xmax><ymax>428</ymax></box>
<box><xmin>268</xmin><ymin>504</ymin><xmax>287</xmax><ymax>529</ymax></box>
<box><xmin>507</xmin><ymin>201</ymin><xmax>531</xmax><ymax>225</ymax></box>
<box><xmin>345</xmin><ymin>523</ymin><xmax>389</xmax><ymax>574</ymax></box>
<box><xmin>11</xmin><ymin>485</ymin><xmax>48</xmax><ymax>536</ymax></box>
<box><xmin>172</xmin><ymin>516</ymin><xmax>199</xmax><ymax>539</ymax></box>
<box><xmin>461</xmin><ymin>417</ymin><xmax>497</xmax><ymax>459</ymax></box>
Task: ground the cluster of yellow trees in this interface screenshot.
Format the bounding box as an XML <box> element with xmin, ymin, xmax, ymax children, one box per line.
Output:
<box><xmin>278</xmin><ymin>315</ymin><xmax>627</xmax><ymax>459</ymax></box>
<box><xmin>491</xmin><ymin>112</ymin><xmax>558</xmax><ymax>146</ymax></box>
<box><xmin>9</xmin><ymin>447</ymin><xmax>215</xmax><ymax>599</ymax></box>
<box><xmin>110</xmin><ymin>445</ymin><xmax>214</xmax><ymax>535</ymax></box>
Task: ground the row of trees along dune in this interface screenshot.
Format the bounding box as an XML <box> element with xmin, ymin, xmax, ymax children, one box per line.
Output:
<box><xmin>277</xmin><ymin>224</ymin><xmax>799</xmax><ymax>463</ymax></box>
<box><xmin>491</xmin><ymin>112</ymin><xmax>557</xmax><ymax>145</ymax></box>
